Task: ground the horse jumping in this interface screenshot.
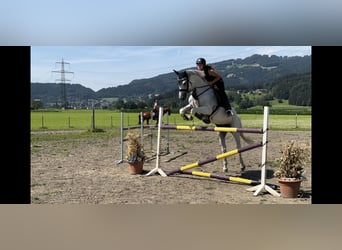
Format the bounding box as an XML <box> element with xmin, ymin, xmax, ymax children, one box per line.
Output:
<box><xmin>138</xmin><ymin>107</ymin><xmax>171</xmax><ymax>125</ymax></box>
<box><xmin>173</xmin><ymin>69</ymin><xmax>254</xmax><ymax>173</ymax></box>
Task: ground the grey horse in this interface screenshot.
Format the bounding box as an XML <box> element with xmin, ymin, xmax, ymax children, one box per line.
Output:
<box><xmin>174</xmin><ymin>69</ymin><xmax>254</xmax><ymax>173</ymax></box>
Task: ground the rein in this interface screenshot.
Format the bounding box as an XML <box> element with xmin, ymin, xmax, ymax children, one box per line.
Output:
<box><xmin>188</xmin><ymin>79</ymin><xmax>219</xmax><ymax>118</ymax></box>
<box><xmin>187</xmin><ymin>78</ymin><xmax>212</xmax><ymax>100</ymax></box>
<box><xmin>176</xmin><ymin>70</ymin><xmax>220</xmax><ymax>122</ymax></box>
<box><xmin>192</xmin><ymin>84</ymin><xmax>212</xmax><ymax>99</ymax></box>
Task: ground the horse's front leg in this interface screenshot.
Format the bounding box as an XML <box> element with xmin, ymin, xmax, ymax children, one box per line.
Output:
<box><xmin>180</xmin><ymin>105</ymin><xmax>193</xmax><ymax>121</ymax></box>
<box><xmin>218</xmin><ymin>132</ymin><xmax>228</xmax><ymax>172</ymax></box>
<box><xmin>191</xmin><ymin>106</ymin><xmax>211</xmax><ymax>123</ymax></box>
<box><xmin>181</xmin><ymin>114</ymin><xmax>193</xmax><ymax>121</ymax></box>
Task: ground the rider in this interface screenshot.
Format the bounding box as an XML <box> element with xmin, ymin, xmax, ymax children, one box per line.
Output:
<box><xmin>152</xmin><ymin>99</ymin><xmax>158</xmax><ymax>119</ymax></box>
<box><xmin>196</xmin><ymin>57</ymin><xmax>232</xmax><ymax>116</ymax></box>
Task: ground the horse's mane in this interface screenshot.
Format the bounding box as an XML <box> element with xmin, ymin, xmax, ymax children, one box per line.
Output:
<box><xmin>185</xmin><ymin>69</ymin><xmax>206</xmax><ymax>82</ymax></box>
<box><xmin>187</xmin><ymin>69</ymin><xmax>205</xmax><ymax>76</ymax></box>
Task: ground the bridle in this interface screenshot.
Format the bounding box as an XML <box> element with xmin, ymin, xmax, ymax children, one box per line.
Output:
<box><xmin>177</xmin><ymin>73</ymin><xmax>212</xmax><ymax>100</ymax></box>
<box><xmin>177</xmin><ymin>76</ymin><xmax>190</xmax><ymax>95</ymax></box>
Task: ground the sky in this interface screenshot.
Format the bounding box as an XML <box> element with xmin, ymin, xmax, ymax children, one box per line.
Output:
<box><xmin>31</xmin><ymin>46</ymin><xmax>311</xmax><ymax>92</ymax></box>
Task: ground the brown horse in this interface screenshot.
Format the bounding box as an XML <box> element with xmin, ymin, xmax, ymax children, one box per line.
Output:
<box><xmin>138</xmin><ymin>107</ymin><xmax>171</xmax><ymax>125</ymax></box>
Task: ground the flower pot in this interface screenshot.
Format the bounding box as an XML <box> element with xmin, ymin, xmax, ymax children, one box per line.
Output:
<box><xmin>278</xmin><ymin>178</ymin><xmax>302</xmax><ymax>198</ymax></box>
<box><xmin>128</xmin><ymin>161</ymin><xmax>144</xmax><ymax>175</ymax></box>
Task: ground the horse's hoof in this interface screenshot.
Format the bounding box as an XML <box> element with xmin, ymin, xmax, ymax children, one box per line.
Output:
<box><xmin>223</xmin><ymin>168</ymin><xmax>228</xmax><ymax>173</ymax></box>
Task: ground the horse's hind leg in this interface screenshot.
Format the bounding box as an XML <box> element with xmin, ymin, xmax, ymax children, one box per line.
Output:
<box><xmin>230</xmin><ymin>112</ymin><xmax>247</xmax><ymax>172</ymax></box>
<box><xmin>218</xmin><ymin>132</ymin><xmax>228</xmax><ymax>172</ymax></box>
<box><xmin>232</xmin><ymin>132</ymin><xmax>246</xmax><ymax>172</ymax></box>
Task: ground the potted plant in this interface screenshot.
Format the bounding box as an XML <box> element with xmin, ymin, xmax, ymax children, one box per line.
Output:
<box><xmin>274</xmin><ymin>140</ymin><xmax>310</xmax><ymax>198</ymax></box>
<box><xmin>125</xmin><ymin>131</ymin><xmax>146</xmax><ymax>175</ymax></box>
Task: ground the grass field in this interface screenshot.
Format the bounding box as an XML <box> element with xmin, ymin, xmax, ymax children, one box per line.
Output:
<box><xmin>31</xmin><ymin>109</ymin><xmax>311</xmax><ymax>131</ymax></box>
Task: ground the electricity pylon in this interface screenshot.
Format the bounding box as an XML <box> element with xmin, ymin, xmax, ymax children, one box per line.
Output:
<box><xmin>52</xmin><ymin>58</ymin><xmax>74</xmax><ymax>109</ymax></box>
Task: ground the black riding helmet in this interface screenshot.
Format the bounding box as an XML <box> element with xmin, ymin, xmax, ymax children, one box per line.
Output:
<box><xmin>196</xmin><ymin>58</ymin><xmax>206</xmax><ymax>65</ymax></box>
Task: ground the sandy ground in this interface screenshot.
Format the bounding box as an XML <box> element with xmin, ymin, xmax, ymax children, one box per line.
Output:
<box><xmin>31</xmin><ymin>130</ymin><xmax>311</xmax><ymax>204</ymax></box>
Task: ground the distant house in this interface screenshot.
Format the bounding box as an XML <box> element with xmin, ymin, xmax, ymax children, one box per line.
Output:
<box><xmin>254</xmin><ymin>89</ymin><xmax>267</xmax><ymax>94</ymax></box>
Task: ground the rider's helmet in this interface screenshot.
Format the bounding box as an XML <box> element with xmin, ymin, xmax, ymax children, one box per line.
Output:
<box><xmin>196</xmin><ymin>58</ymin><xmax>206</xmax><ymax>65</ymax></box>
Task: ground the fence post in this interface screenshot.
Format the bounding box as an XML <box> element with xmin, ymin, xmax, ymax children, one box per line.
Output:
<box><xmin>41</xmin><ymin>112</ymin><xmax>44</xmax><ymax>128</ymax></box>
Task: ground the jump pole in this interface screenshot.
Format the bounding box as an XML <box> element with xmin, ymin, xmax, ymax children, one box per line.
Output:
<box><xmin>145</xmin><ymin>107</ymin><xmax>168</xmax><ymax>176</ymax></box>
<box><xmin>180</xmin><ymin>170</ymin><xmax>279</xmax><ymax>190</ymax></box>
<box><xmin>161</xmin><ymin>125</ymin><xmax>263</xmax><ymax>134</ymax></box>
<box><xmin>246</xmin><ymin>106</ymin><xmax>280</xmax><ymax>196</ymax></box>
<box><xmin>165</xmin><ymin>110</ymin><xmax>170</xmax><ymax>154</ymax></box>
<box><xmin>140</xmin><ymin>112</ymin><xmax>144</xmax><ymax>148</ymax></box>
<box><xmin>166</xmin><ymin>142</ymin><xmax>263</xmax><ymax>175</ymax></box>
<box><xmin>115</xmin><ymin>112</ymin><xmax>125</xmax><ymax>164</ymax></box>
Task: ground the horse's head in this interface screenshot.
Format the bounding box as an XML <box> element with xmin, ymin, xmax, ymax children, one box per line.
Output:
<box><xmin>173</xmin><ymin>69</ymin><xmax>189</xmax><ymax>101</ymax></box>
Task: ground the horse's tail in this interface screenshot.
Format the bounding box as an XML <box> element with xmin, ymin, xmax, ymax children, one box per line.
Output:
<box><xmin>231</xmin><ymin>108</ymin><xmax>255</xmax><ymax>144</ymax></box>
<box><xmin>240</xmin><ymin>132</ymin><xmax>255</xmax><ymax>144</ymax></box>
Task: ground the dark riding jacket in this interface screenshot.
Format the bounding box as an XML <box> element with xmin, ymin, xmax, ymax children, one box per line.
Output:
<box><xmin>203</xmin><ymin>65</ymin><xmax>231</xmax><ymax>110</ymax></box>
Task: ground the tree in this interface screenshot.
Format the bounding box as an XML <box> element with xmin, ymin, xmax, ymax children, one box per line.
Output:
<box><xmin>125</xmin><ymin>100</ymin><xmax>138</xmax><ymax>109</ymax></box>
<box><xmin>239</xmin><ymin>96</ymin><xmax>254</xmax><ymax>109</ymax></box>
<box><xmin>31</xmin><ymin>100</ymin><xmax>43</xmax><ymax>110</ymax></box>
<box><xmin>115</xmin><ymin>99</ymin><xmax>125</xmax><ymax>109</ymax></box>
<box><xmin>289</xmin><ymin>83</ymin><xmax>311</xmax><ymax>106</ymax></box>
